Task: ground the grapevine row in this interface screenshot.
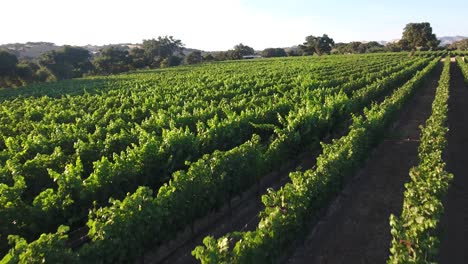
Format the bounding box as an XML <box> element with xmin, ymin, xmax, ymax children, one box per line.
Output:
<box><xmin>1</xmin><ymin>57</ymin><xmax>434</xmax><ymax>263</ymax></box>
<box><xmin>192</xmin><ymin>58</ymin><xmax>440</xmax><ymax>264</ymax></box>
<box><xmin>0</xmin><ymin>56</ymin><xmax>423</xmax><ymax>253</ymax></box>
<box><xmin>388</xmin><ymin>58</ymin><xmax>452</xmax><ymax>263</ymax></box>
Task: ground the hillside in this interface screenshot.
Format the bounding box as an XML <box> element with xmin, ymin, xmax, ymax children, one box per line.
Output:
<box><xmin>0</xmin><ymin>42</ymin><xmax>207</xmax><ymax>60</ymax></box>
<box><xmin>439</xmin><ymin>35</ymin><xmax>468</xmax><ymax>46</ymax></box>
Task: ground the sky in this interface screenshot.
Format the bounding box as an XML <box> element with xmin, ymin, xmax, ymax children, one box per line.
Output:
<box><xmin>2</xmin><ymin>0</ymin><xmax>467</xmax><ymax>51</ymax></box>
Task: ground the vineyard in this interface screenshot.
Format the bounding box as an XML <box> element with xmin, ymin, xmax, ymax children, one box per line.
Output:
<box><xmin>1</xmin><ymin>51</ymin><xmax>467</xmax><ymax>263</ymax></box>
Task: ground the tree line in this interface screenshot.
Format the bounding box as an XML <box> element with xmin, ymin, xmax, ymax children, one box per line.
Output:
<box><xmin>0</xmin><ymin>37</ymin><xmax>265</xmax><ymax>88</ymax></box>
<box><xmin>0</xmin><ymin>36</ymin><xmax>185</xmax><ymax>88</ymax></box>
<box><xmin>0</xmin><ymin>22</ymin><xmax>464</xmax><ymax>89</ymax></box>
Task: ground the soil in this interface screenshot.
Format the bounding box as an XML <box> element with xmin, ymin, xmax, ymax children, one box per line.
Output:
<box><xmin>438</xmin><ymin>62</ymin><xmax>468</xmax><ymax>264</ymax></box>
<box><xmin>286</xmin><ymin>63</ymin><xmax>442</xmax><ymax>264</ymax></box>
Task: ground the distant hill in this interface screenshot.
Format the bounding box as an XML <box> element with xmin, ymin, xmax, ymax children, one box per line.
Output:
<box><xmin>378</xmin><ymin>36</ymin><xmax>468</xmax><ymax>47</ymax></box>
<box><xmin>0</xmin><ymin>42</ymin><xmax>205</xmax><ymax>60</ymax></box>
<box><xmin>0</xmin><ymin>42</ymin><xmax>142</xmax><ymax>60</ymax></box>
<box><xmin>378</xmin><ymin>39</ymin><xmax>400</xmax><ymax>46</ymax></box>
<box><xmin>439</xmin><ymin>36</ymin><xmax>468</xmax><ymax>46</ymax></box>
<box><xmin>0</xmin><ymin>42</ymin><xmax>61</xmax><ymax>60</ymax></box>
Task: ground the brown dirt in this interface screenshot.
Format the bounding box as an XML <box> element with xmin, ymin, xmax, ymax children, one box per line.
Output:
<box><xmin>286</xmin><ymin>64</ymin><xmax>442</xmax><ymax>264</ymax></box>
<box><xmin>438</xmin><ymin>62</ymin><xmax>468</xmax><ymax>264</ymax></box>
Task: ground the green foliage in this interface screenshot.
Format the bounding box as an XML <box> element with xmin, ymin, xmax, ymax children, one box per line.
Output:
<box><xmin>0</xmin><ymin>51</ymin><xmax>18</xmax><ymax>76</ymax></box>
<box><xmin>401</xmin><ymin>22</ymin><xmax>440</xmax><ymax>51</ymax></box>
<box><xmin>231</xmin><ymin>43</ymin><xmax>255</xmax><ymax>59</ymax></box>
<box><xmin>142</xmin><ymin>36</ymin><xmax>184</xmax><ymax>68</ymax></box>
<box><xmin>203</xmin><ymin>53</ymin><xmax>215</xmax><ymax>62</ymax></box>
<box><xmin>15</xmin><ymin>62</ymin><xmax>38</xmax><ymax>84</ymax></box>
<box><xmin>456</xmin><ymin>56</ymin><xmax>468</xmax><ymax>83</ymax></box>
<box><xmin>0</xmin><ymin>176</ymin><xmax>28</xmax><ymax>254</ymax></box>
<box><xmin>0</xmin><ymin>52</ymin><xmax>41</xmax><ymax>89</ymax></box>
<box><xmin>449</xmin><ymin>39</ymin><xmax>468</xmax><ymax>51</ymax></box>
<box><xmin>388</xmin><ymin>58</ymin><xmax>453</xmax><ymax>263</ymax></box>
<box><xmin>333</xmin><ymin>41</ymin><xmax>384</xmax><ymax>54</ymax></box>
<box><xmin>300</xmin><ymin>34</ymin><xmax>335</xmax><ymax>55</ymax></box>
<box><xmin>80</xmin><ymin>187</ymin><xmax>156</xmax><ymax>262</ymax></box>
<box><xmin>92</xmin><ymin>47</ymin><xmax>131</xmax><ymax>74</ymax></box>
<box><xmin>261</xmin><ymin>48</ymin><xmax>287</xmax><ymax>58</ymax></box>
<box><xmin>192</xmin><ymin>57</ymin><xmax>439</xmax><ymax>263</ymax></box>
<box><xmin>185</xmin><ymin>51</ymin><xmax>203</xmax><ymax>64</ymax></box>
<box><xmin>2</xmin><ymin>226</ymin><xmax>77</xmax><ymax>264</ymax></box>
<box><xmin>129</xmin><ymin>47</ymin><xmax>147</xmax><ymax>69</ymax></box>
<box><xmin>38</xmin><ymin>46</ymin><xmax>92</xmax><ymax>80</ymax></box>
<box><xmin>0</xmin><ymin>54</ymin><xmax>441</xmax><ymax>262</ymax></box>
<box><xmin>211</xmin><ymin>44</ymin><xmax>256</xmax><ymax>61</ymax></box>
<box><xmin>160</xmin><ymin>55</ymin><xmax>183</xmax><ymax>68</ymax></box>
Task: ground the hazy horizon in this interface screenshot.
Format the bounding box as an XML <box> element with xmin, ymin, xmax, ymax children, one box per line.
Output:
<box><xmin>2</xmin><ymin>0</ymin><xmax>468</xmax><ymax>51</ymax></box>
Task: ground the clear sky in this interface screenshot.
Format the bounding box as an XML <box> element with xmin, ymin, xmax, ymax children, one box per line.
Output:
<box><xmin>2</xmin><ymin>0</ymin><xmax>467</xmax><ymax>51</ymax></box>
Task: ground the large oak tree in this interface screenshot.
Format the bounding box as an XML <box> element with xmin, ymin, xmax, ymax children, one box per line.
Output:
<box><xmin>400</xmin><ymin>22</ymin><xmax>440</xmax><ymax>51</ymax></box>
<box><xmin>300</xmin><ymin>34</ymin><xmax>335</xmax><ymax>55</ymax></box>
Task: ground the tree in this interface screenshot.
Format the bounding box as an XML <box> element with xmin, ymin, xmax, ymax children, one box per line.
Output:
<box><xmin>300</xmin><ymin>34</ymin><xmax>335</xmax><ymax>55</ymax></box>
<box><xmin>364</xmin><ymin>41</ymin><xmax>385</xmax><ymax>53</ymax></box>
<box><xmin>352</xmin><ymin>41</ymin><xmax>383</xmax><ymax>53</ymax></box>
<box><xmin>261</xmin><ymin>48</ymin><xmax>275</xmax><ymax>58</ymax></box>
<box><xmin>142</xmin><ymin>36</ymin><xmax>184</xmax><ymax>68</ymax></box>
<box><xmin>0</xmin><ymin>50</ymin><xmax>18</xmax><ymax>76</ymax></box>
<box><xmin>286</xmin><ymin>48</ymin><xmax>303</xmax><ymax>56</ymax></box>
<box><xmin>203</xmin><ymin>53</ymin><xmax>215</xmax><ymax>62</ymax></box>
<box><xmin>93</xmin><ymin>47</ymin><xmax>131</xmax><ymax>75</ymax></box>
<box><xmin>38</xmin><ymin>46</ymin><xmax>92</xmax><ymax>80</ymax></box>
<box><xmin>349</xmin><ymin>42</ymin><xmax>363</xmax><ymax>53</ymax></box>
<box><xmin>332</xmin><ymin>41</ymin><xmax>385</xmax><ymax>54</ymax></box>
<box><xmin>213</xmin><ymin>51</ymin><xmax>229</xmax><ymax>61</ymax></box>
<box><xmin>160</xmin><ymin>55</ymin><xmax>183</xmax><ymax>68</ymax></box>
<box><xmin>449</xmin><ymin>39</ymin><xmax>468</xmax><ymax>51</ymax></box>
<box><xmin>385</xmin><ymin>42</ymin><xmax>402</xmax><ymax>52</ymax></box>
<box><xmin>15</xmin><ymin>61</ymin><xmax>42</xmax><ymax>84</ymax></box>
<box><xmin>400</xmin><ymin>22</ymin><xmax>440</xmax><ymax>51</ymax></box>
<box><xmin>185</xmin><ymin>51</ymin><xmax>203</xmax><ymax>65</ymax></box>
<box><xmin>332</xmin><ymin>43</ymin><xmax>348</xmax><ymax>54</ymax></box>
<box><xmin>0</xmin><ymin>51</ymin><xmax>54</xmax><ymax>88</ymax></box>
<box><xmin>261</xmin><ymin>48</ymin><xmax>287</xmax><ymax>58</ymax></box>
<box><xmin>229</xmin><ymin>43</ymin><xmax>255</xmax><ymax>59</ymax></box>
<box><xmin>129</xmin><ymin>48</ymin><xmax>147</xmax><ymax>69</ymax></box>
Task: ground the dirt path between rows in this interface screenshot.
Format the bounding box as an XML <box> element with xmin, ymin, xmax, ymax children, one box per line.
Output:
<box><xmin>438</xmin><ymin>61</ymin><xmax>468</xmax><ymax>264</ymax></box>
<box><xmin>286</xmin><ymin>64</ymin><xmax>442</xmax><ymax>264</ymax></box>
